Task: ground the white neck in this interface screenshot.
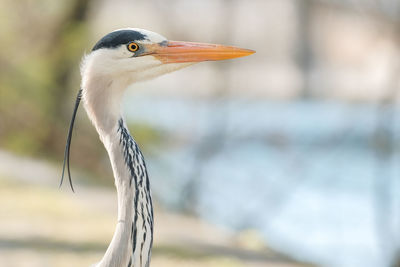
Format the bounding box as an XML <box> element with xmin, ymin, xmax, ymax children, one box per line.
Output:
<box><xmin>79</xmin><ymin>47</ymin><xmax>189</xmax><ymax>266</ymax></box>
<box><xmin>83</xmin><ymin>72</ymin><xmax>153</xmax><ymax>267</ymax></box>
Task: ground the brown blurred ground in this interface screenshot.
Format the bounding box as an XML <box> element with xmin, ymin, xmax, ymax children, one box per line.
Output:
<box><xmin>0</xmin><ymin>150</ymin><xmax>312</xmax><ymax>267</ymax></box>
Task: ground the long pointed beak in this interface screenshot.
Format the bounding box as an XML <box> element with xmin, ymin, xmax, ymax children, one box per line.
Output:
<box><xmin>152</xmin><ymin>41</ymin><xmax>255</xmax><ymax>63</ymax></box>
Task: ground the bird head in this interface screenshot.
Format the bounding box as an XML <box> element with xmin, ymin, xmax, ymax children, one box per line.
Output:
<box><xmin>81</xmin><ymin>28</ymin><xmax>254</xmax><ymax>85</ymax></box>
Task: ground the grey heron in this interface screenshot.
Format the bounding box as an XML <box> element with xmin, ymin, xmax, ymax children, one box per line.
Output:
<box><xmin>60</xmin><ymin>28</ymin><xmax>254</xmax><ymax>267</ymax></box>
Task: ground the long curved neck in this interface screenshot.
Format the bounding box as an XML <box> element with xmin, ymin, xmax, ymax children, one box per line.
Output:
<box><xmin>83</xmin><ymin>76</ymin><xmax>153</xmax><ymax>267</ymax></box>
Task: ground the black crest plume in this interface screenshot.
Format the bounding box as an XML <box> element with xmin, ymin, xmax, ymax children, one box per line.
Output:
<box><xmin>60</xmin><ymin>89</ymin><xmax>82</xmax><ymax>192</ymax></box>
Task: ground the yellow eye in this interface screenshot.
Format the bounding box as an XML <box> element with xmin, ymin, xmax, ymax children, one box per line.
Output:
<box><xmin>127</xmin><ymin>42</ymin><xmax>139</xmax><ymax>52</ymax></box>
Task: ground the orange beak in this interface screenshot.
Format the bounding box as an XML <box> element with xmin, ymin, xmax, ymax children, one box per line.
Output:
<box><xmin>151</xmin><ymin>41</ymin><xmax>255</xmax><ymax>63</ymax></box>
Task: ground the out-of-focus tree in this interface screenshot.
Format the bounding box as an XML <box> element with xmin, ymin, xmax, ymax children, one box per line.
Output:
<box><xmin>296</xmin><ymin>0</ymin><xmax>314</xmax><ymax>98</ymax></box>
<box><xmin>0</xmin><ymin>0</ymin><xmax>89</xmax><ymax>153</ymax></box>
<box><xmin>0</xmin><ymin>0</ymin><xmax>116</xmax><ymax>181</ymax></box>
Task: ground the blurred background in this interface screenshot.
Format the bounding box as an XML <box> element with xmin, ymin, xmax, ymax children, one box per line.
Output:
<box><xmin>0</xmin><ymin>0</ymin><xmax>400</xmax><ymax>266</ymax></box>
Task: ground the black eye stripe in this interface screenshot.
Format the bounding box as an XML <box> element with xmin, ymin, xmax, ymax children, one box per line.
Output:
<box><xmin>92</xmin><ymin>30</ymin><xmax>148</xmax><ymax>51</ymax></box>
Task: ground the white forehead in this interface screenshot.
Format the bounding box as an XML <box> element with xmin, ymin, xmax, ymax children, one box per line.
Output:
<box><xmin>113</xmin><ymin>28</ymin><xmax>167</xmax><ymax>44</ymax></box>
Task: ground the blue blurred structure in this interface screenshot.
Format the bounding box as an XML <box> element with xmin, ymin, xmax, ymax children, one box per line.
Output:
<box><xmin>125</xmin><ymin>96</ymin><xmax>400</xmax><ymax>267</ymax></box>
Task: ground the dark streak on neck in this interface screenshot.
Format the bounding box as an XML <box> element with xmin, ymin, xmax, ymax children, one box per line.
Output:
<box><xmin>117</xmin><ymin>118</ymin><xmax>153</xmax><ymax>267</ymax></box>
